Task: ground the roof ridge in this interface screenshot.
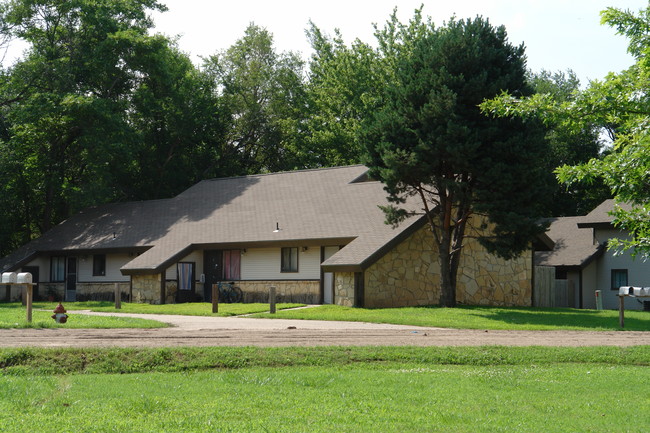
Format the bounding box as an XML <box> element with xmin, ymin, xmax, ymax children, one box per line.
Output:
<box><xmin>198</xmin><ymin>164</ymin><xmax>367</xmax><ymax>184</ymax></box>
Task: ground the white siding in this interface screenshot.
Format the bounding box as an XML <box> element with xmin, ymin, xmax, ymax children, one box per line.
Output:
<box><xmin>78</xmin><ymin>253</ymin><xmax>131</xmax><ymax>282</ymax></box>
<box><xmin>165</xmin><ymin>251</ymin><xmax>203</xmax><ymax>280</ymax></box>
<box><xmin>23</xmin><ymin>257</ymin><xmax>50</xmax><ymax>282</ymax></box>
<box><xmin>241</xmin><ymin>247</ymin><xmax>320</xmax><ymax>280</ymax></box>
<box><xmin>585</xmin><ymin>228</ymin><xmax>650</xmax><ymax>310</ymax></box>
<box><xmin>596</xmin><ymin>230</ymin><xmax>650</xmax><ymax>310</ymax></box>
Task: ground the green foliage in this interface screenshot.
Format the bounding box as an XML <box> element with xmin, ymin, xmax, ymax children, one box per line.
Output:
<box><xmin>528</xmin><ymin>70</ymin><xmax>611</xmax><ymax>216</ymax></box>
<box><xmin>482</xmin><ymin>4</ymin><xmax>650</xmax><ymax>259</ymax></box>
<box><xmin>0</xmin><ymin>0</ymin><xmax>227</xmax><ymax>255</ymax></box>
<box><xmin>299</xmin><ymin>23</ymin><xmax>382</xmax><ymax>166</ymax></box>
<box><xmin>363</xmin><ymin>14</ymin><xmax>551</xmax><ymax>306</ymax></box>
<box><xmin>203</xmin><ymin>24</ymin><xmax>308</xmax><ymax>174</ymax></box>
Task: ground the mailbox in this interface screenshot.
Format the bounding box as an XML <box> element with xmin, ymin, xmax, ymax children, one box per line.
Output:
<box><xmin>1</xmin><ymin>272</ymin><xmax>17</xmax><ymax>284</ymax></box>
<box><xmin>619</xmin><ymin>286</ymin><xmax>633</xmax><ymax>296</ymax></box>
<box><xmin>16</xmin><ymin>272</ymin><xmax>32</xmax><ymax>284</ymax></box>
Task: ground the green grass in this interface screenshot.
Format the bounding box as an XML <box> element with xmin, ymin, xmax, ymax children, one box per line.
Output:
<box><xmin>0</xmin><ymin>303</ymin><xmax>166</xmax><ymax>329</ymax></box>
<box><xmin>252</xmin><ymin>304</ymin><xmax>650</xmax><ymax>331</ymax></box>
<box><xmin>45</xmin><ymin>301</ymin><xmax>305</xmax><ymax>316</ymax></box>
<box><xmin>1</xmin><ymin>346</ymin><xmax>650</xmax><ymax>432</ymax></box>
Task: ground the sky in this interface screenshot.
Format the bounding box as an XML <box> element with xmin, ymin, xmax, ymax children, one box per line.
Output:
<box><xmin>151</xmin><ymin>0</ymin><xmax>648</xmax><ymax>85</ymax></box>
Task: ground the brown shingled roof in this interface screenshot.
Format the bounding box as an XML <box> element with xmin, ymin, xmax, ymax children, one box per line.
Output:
<box><xmin>1</xmin><ymin>166</ymin><xmax>426</xmax><ymax>274</ymax></box>
<box><xmin>535</xmin><ymin>216</ymin><xmax>604</xmax><ymax>268</ymax></box>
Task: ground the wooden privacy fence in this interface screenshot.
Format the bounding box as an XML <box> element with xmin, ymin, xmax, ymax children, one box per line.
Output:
<box><xmin>534</xmin><ymin>266</ymin><xmax>576</xmax><ymax>308</ymax></box>
<box><xmin>534</xmin><ymin>266</ymin><xmax>554</xmax><ymax>307</ymax></box>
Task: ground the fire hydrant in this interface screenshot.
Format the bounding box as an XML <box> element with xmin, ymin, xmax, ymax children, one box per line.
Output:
<box><xmin>51</xmin><ymin>302</ymin><xmax>68</xmax><ymax>323</ymax></box>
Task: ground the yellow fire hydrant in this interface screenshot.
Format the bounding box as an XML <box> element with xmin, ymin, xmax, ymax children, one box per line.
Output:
<box><xmin>51</xmin><ymin>302</ymin><xmax>68</xmax><ymax>323</ymax></box>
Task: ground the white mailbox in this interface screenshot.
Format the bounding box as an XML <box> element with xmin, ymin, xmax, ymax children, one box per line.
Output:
<box><xmin>619</xmin><ymin>286</ymin><xmax>633</xmax><ymax>296</ymax></box>
<box><xmin>2</xmin><ymin>272</ymin><xmax>17</xmax><ymax>284</ymax></box>
<box><xmin>16</xmin><ymin>272</ymin><xmax>32</xmax><ymax>284</ymax></box>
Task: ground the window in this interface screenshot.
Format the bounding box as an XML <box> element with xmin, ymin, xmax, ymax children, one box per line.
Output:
<box><xmin>281</xmin><ymin>247</ymin><xmax>298</xmax><ymax>273</ymax></box>
<box><xmin>223</xmin><ymin>250</ymin><xmax>241</xmax><ymax>280</ymax></box>
<box><xmin>611</xmin><ymin>269</ymin><xmax>628</xmax><ymax>290</ymax></box>
<box><xmin>177</xmin><ymin>262</ymin><xmax>195</xmax><ymax>291</ymax></box>
<box><xmin>51</xmin><ymin>256</ymin><xmax>65</xmax><ymax>282</ymax></box>
<box><xmin>93</xmin><ymin>254</ymin><xmax>106</xmax><ymax>276</ymax></box>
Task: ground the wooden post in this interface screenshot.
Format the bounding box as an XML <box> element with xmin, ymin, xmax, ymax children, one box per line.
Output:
<box><xmin>25</xmin><ymin>284</ymin><xmax>33</xmax><ymax>323</ymax></box>
<box><xmin>212</xmin><ymin>284</ymin><xmax>219</xmax><ymax>313</ymax></box>
<box><xmin>114</xmin><ymin>283</ymin><xmax>121</xmax><ymax>309</ymax></box>
<box><xmin>269</xmin><ymin>285</ymin><xmax>276</xmax><ymax>314</ymax></box>
<box><xmin>619</xmin><ymin>295</ymin><xmax>625</xmax><ymax>328</ymax></box>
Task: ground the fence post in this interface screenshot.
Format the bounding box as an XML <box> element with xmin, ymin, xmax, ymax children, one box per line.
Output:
<box><xmin>114</xmin><ymin>283</ymin><xmax>121</xmax><ymax>309</ymax></box>
<box><xmin>212</xmin><ymin>284</ymin><xmax>219</xmax><ymax>313</ymax></box>
<box><xmin>269</xmin><ymin>285</ymin><xmax>276</xmax><ymax>314</ymax></box>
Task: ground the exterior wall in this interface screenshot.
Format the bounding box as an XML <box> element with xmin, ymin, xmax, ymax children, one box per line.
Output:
<box><xmin>131</xmin><ymin>274</ymin><xmax>162</xmax><ymax>304</ymax></box>
<box><xmin>334</xmin><ymin>272</ymin><xmax>355</xmax><ymax>307</ymax></box>
<box><xmin>236</xmin><ymin>280</ymin><xmax>320</xmax><ymax>304</ymax></box>
<box><xmin>363</xmin><ymin>220</ymin><xmax>532</xmax><ymax>308</ymax></box>
<box><xmin>241</xmin><ymin>247</ymin><xmax>320</xmax><ymax>280</ymax></box>
<box><xmin>165</xmin><ymin>251</ymin><xmax>202</xmax><ymax>280</ymax></box>
<box><xmin>586</xmin><ymin>228</ymin><xmax>649</xmax><ymax>310</ymax></box>
<box><xmin>78</xmin><ymin>253</ymin><xmax>131</xmax><ymax>282</ymax></box>
<box><xmin>580</xmin><ymin>262</ymin><xmax>598</xmax><ymax>309</ymax></box>
<box><xmin>75</xmin><ymin>282</ymin><xmax>130</xmax><ymax>301</ymax></box>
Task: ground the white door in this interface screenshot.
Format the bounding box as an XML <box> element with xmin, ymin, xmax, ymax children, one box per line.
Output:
<box><xmin>322</xmin><ymin>246</ymin><xmax>340</xmax><ymax>304</ymax></box>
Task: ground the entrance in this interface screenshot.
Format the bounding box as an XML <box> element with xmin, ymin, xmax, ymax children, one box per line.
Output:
<box><xmin>322</xmin><ymin>246</ymin><xmax>340</xmax><ymax>304</ymax></box>
<box><xmin>65</xmin><ymin>257</ymin><xmax>77</xmax><ymax>301</ymax></box>
<box><xmin>203</xmin><ymin>250</ymin><xmax>223</xmax><ymax>302</ymax></box>
<box><xmin>176</xmin><ymin>262</ymin><xmax>196</xmax><ymax>303</ymax></box>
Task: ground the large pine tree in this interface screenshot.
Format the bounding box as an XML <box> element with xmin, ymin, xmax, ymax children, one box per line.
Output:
<box><xmin>364</xmin><ymin>16</ymin><xmax>551</xmax><ymax>307</ymax></box>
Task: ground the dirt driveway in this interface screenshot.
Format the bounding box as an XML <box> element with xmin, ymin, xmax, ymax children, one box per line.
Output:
<box><xmin>1</xmin><ymin>311</ymin><xmax>649</xmax><ymax>348</ymax></box>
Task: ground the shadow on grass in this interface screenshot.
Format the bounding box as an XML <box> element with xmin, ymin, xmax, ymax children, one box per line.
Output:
<box><xmin>455</xmin><ymin>305</ymin><xmax>650</xmax><ymax>331</ymax></box>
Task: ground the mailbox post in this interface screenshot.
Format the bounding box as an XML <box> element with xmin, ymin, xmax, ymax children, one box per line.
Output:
<box><xmin>2</xmin><ymin>272</ymin><xmax>34</xmax><ymax>323</ymax></box>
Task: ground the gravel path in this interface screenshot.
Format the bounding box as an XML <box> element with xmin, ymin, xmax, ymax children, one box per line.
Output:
<box><xmin>1</xmin><ymin>311</ymin><xmax>649</xmax><ymax>348</ymax></box>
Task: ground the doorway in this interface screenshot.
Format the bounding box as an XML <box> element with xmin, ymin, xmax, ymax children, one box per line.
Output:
<box><xmin>65</xmin><ymin>257</ymin><xmax>77</xmax><ymax>301</ymax></box>
<box><xmin>203</xmin><ymin>250</ymin><xmax>223</xmax><ymax>302</ymax></box>
<box><xmin>322</xmin><ymin>246</ymin><xmax>340</xmax><ymax>304</ymax></box>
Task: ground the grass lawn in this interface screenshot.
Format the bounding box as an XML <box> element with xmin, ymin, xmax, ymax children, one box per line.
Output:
<box><xmin>0</xmin><ymin>301</ymin><xmax>304</xmax><ymax>328</ymax></box>
<box><xmin>0</xmin><ymin>303</ymin><xmax>166</xmax><ymax>329</ymax></box>
<box><xmin>43</xmin><ymin>301</ymin><xmax>304</xmax><ymax>316</ymax></box>
<box><xmin>1</xmin><ymin>346</ymin><xmax>649</xmax><ymax>432</ymax></box>
<box><xmin>252</xmin><ymin>304</ymin><xmax>650</xmax><ymax>331</ymax></box>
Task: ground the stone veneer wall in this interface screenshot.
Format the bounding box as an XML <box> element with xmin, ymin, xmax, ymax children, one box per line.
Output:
<box><xmin>75</xmin><ymin>282</ymin><xmax>131</xmax><ymax>299</ymax></box>
<box><xmin>236</xmin><ymin>280</ymin><xmax>320</xmax><ymax>304</ymax></box>
<box><xmin>363</xmin><ymin>220</ymin><xmax>532</xmax><ymax>308</ymax></box>
<box><xmin>132</xmin><ymin>274</ymin><xmax>163</xmax><ymax>304</ymax></box>
<box><xmin>334</xmin><ymin>273</ymin><xmax>355</xmax><ymax>307</ymax></box>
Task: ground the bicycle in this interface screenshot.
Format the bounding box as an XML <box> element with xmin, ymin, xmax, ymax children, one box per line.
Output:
<box><xmin>217</xmin><ymin>281</ymin><xmax>243</xmax><ymax>303</ymax></box>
